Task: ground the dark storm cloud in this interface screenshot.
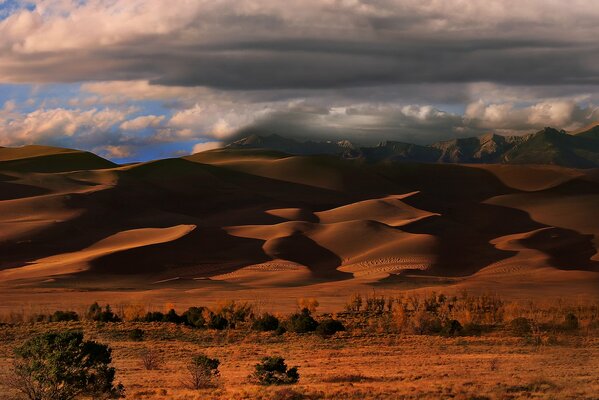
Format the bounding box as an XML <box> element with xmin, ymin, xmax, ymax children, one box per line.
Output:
<box><xmin>1</xmin><ymin>1</ymin><xmax>599</xmax><ymax>90</ymax></box>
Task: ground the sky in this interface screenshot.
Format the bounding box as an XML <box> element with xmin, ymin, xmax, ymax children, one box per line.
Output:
<box><xmin>0</xmin><ymin>0</ymin><xmax>598</xmax><ymax>162</ymax></box>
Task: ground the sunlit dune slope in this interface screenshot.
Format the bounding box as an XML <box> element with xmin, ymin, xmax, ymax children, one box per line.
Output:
<box><xmin>0</xmin><ymin>146</ymin><xmax>597</xmax><ymax>294</ymax></box>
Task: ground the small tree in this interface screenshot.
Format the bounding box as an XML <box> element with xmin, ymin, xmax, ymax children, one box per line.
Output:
<box><xmin>182</xmin><ymin>307</ymin><xmax>207</xmax><ymax>328</ymax></box>
<box><xmin>9</xmin><ymin>331</ymin><xmax>124</xmax><ymax>400</ymax></box>
<box><xmin>284</xmin><ymin>309</ymin><xmax>318</xmax><ymax>333</ymax></box>
<box><xmin>86</xmin><ymin>303</ymin><xmax>120</xmax><ymax>323</ymax></box>
<box><xmin>563</xmin><ymin>313</ymin><xmax>579</xmax><ymax>330</ymax></box>
<box><xmin>184</xmin><ymin>354</ymin><xmax>220</xmax><ymax>389</ymax></box>
<box><xmin>315</xmin><ymin>319</ymin><xmax>345</xmax><ymax>337</ymax></box>
<box><xmin>250</xmin><ymin>356</ymin><xmax>299</xmax><ymax>385</ymax></box>
<box><xmin>140</xmin><ymin>348</ymin><xmax>163</xmax><ymax>371</ymax></box>
<box><xmin>128</xmin><ymin>328</ymin><xmax>144</xmax><ymax>342</ymax></box>
<box><xmin>48</xmin><ymin>311</ymin><xmax>79</xmax><ymax>322</ymax></box>
<box><xmin>252</xmin><ymin>313</ymin><xmax>280</xmax><ymax>332</ymax></box>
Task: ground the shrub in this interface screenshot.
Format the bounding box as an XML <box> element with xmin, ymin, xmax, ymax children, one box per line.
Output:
<box><xmin>214</xmin><ymin>300</ymin><xmax>254</xmax><ymax>327</ymax></box>
<box><xmin>563</xmin><ymin>313</ymin><xmax>579</xmax><ymax>330</ymax></box>
<box><xmin>128</xmin><ymin>328</ymin><xmax>144</xmax><ymax>342</ymax></box>
<box><xmin>48</xmin><ymin>310</ymin><xmax>79</xmax><ymax>322</ymax></box>
<box><xmin>275</xmin><ymin>325</ymin><xmax>287</xmax><ymax>335</ymax></box>
<box><xmin>8</xmin><ymin>331</ymin><xmax>124</xmax><ymax>400</ymax></box>
<box><xmin>252</xmin><ymin>313</ymin><xmax>280</xmax><ymax>331</ymax></box>
<box><xmin>140</xmin><ymin>348</ymin><xmax>163</xmax><ymax>370</ymax></box>
<box><xmin>510</xmin><ymin>317</ymin><xmax>532</xmax><ymax>336</ymax></box>
<box><xmin>411</xmin><ymin>310</ymin><xmax>442</xmax><ymax>335</ymax></box>
<box><xmin>86</xmin><ymin>303</ymin><xmax>121</xmax><ymax>323</ymax></box>
<box><xmin>140</xmin><ymin>311</ymin><xmax>165</xmax><ymax>323</ymax></box>
<box><xmin>184</xmin><ymin>354</ymin><xmax>220</xmax><ymax>389</ymax></box>
<box><xmin>284</xmin><ymin>309</ymin><xmax>318</xmax><ymax>333</ymax></box>
<box><xmin>440</xmin><ymin>319</ymin><xmax>463</xmax><ymax>336</ymax></box>
<box><xmin>315</xmin><ymin>319</ymin><xmax>345</xmax><ymax>337</ymax></box>
<box><xmin>208</xmin><ymin>314</ymin><xmax>229</xmax><ymax>330</ymax></box>
<box><xmin>250</xmin><ymin>356</ymin><xmax>299</xmax><ymax>385</ymax></box>
<box><xmin>182</xmin><ymin>307</ymin><xmax>207</xmax><ymax>328</ymax></box>
<box><xmin>163</xmin><ymin>309</ymin><xmax>183</xmax><ymax>324</ymax></box>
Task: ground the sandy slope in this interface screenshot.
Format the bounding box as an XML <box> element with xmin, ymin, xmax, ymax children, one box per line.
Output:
<box><xmin>0</xmin><ymin>225</ymin><xmax>196</xmax><ymax>283</ymax></box>
<box><xmin>0</xmin><ymin>146</ymin><xmax>598</xmax><ymax>303</ymax></box>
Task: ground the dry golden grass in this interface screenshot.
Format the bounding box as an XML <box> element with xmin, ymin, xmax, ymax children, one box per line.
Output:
<box><xmin>0</xmin><ymin>294</ymin><xmax>598</xmax><ymax>399</ymax></box>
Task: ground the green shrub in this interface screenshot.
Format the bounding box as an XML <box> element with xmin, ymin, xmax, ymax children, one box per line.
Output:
<box><xmin>275</xmin><ymin>325</ymin><xmax>287</xmax><ymax>335</ymax></box>
<box><xmin>509</xmin><ymin>317</ymin><xmax>532</xmax><ymax>336</ymax></box>
<box><xmin>250</xmin><ymin>356</ymin><xmax>299</xmax><ymax>385</ymax></box>
<box><xmin>139</xmin><ymin>311</ymin><xmax>165</xmax><ymax>323</ymax></box>
<box><xmin>86</xmin><ymin>303</ymin><xmax>121</xmax><ymax>323</ymax></box>
<box><xmin>182</xmin><ymin>307</ymin><xmax>207</xmax><ymax>328</ymax></box>
<box><xmin>9</xmin><ymin>331</ymin><xmax>124</xmax><ymax>400</ymax></box>
<box><xmin>440</xmin><ymin>319</ymin><xmax>463</xmax><ymax>336</ymax></box>
<box><xmin>128</xmin><ymin>328</ymin><xmax>144</xmax><ymax>342</ymax></box>
<box><xmin>252</xmin><ymin>313</ymin><xmax>280</xmax><ymax>331</ymax></box>
<box><xmin>563</xmin><ymin>313</ymin><xmax>579</xmax><ymax>330</ymax></box>
<box><xmin>185</xmin><ymin>354</ymin><xmax>220</xmax><ymax>389</ymax></box>
<box><xmin>284</xmin><ymin>309</ymin><xmax>318</xmax><ymax>333</ymax></box>
<box><xmin>163</xmin><ymin>309</ymin><xmax>183</xmax><ymax>324</ymax></box>
<box><xmin>208</xmin><ymin>314</ymin><xmax>229</xmax><ymax>330</ymax></box>
<box><xmin>315</xmin><ymin>318</ymin><xmax>345</xmax><ymax>337</ymax></box>
<box><xmin>48</xmin><ymin>310</ymin><xmax>79</xmax><ymax>322</ymax></box>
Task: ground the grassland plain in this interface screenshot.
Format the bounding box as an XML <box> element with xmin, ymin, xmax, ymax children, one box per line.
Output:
<box><xmin>0</xmin><ymin>294</ymin><xmax>598</xmax><ymax>400</ymax></box>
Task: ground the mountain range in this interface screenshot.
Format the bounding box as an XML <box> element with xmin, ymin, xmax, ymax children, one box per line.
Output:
<box><xmin>228</xmin><ymin>125</ymin><xmax>599</xmax><ymax>168</ymax></box>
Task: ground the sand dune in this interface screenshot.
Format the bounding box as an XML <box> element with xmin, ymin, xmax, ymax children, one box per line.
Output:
<box><xmin>470</xmin><ymin>164</ymin><xmax>585</xmax><ymax>191</ymax></box>
<box><xmin>0</xmin><ymin>146</ymin><xmax>598</xmax><ymax>302</ymax></box>
<box><xmin>316</xmin><ymin>192</ymin><xmax>437</xmax><ymax>226</ymax></box>
<box><xmin>0</xmin><ymin>225</ymin><xmax>196</xmax><ymax>283</ymax></box>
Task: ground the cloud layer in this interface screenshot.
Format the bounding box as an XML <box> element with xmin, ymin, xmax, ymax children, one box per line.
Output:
<box><xmin>0</xmin><ymin>1</ymin><xmax>598</xmax><ymax>160</ymax></box>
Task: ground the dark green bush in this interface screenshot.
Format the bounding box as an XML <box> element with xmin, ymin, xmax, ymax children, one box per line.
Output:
<box><xmin>250</xmin><ymin>356</ymin><xmax>299</xmax><ymax>385</ymax></box>
<box><xmin>275</xmin><ymin>325</ymin><xmax>287</xmax><ymax>335</ymax></box>
<box><xmin>10</xmin><ymin>331</ymin><xmax>124</xmax><ymax>400</ymax></box>
<box><xmin>284</xmin><ymin>309</ymin><xmax>318</xmax><ymax>333</ymax></box>
<box><xmin>163</xmin><ymin>309</ymin><xmax>183</xmax><ymax>324</ymax></box>
<box><xmin>128</xmin><ymin>328</ymin><xmax>144</xmax><ymax>342</ymax></box>
<box><xmin>182</xmin><ymin>307</ymin><xmax>207</xmax><ymax>328</ymax></box>
<box><xmin>510</xmin><ymin>317</ymin><xmax>532</xmax><ymax>336</ymax></box>
<box><xmin>185</xmin><ymin>354</ymin><xmax>220</xmax><ymax>389</ymax></box>
<box><xmin>86</xmin><ymin>303</ymin><xmax>121</xmax><ymax>323</ymax></box>
<box><xmin>315</xmin><ymin>318</ymin><xmax>345</xmax><ymax>337</ymax></box>
<box><xmin>440</xmin><ymin>319</ymin><xmax>463</xmax><ymax>336</ymax></box>
<box><xmin>48</xmin><ymin>310</ymin><xmax>79</xmax><ymax>322</ymax></box>
<box><xmin>563</xmin><ymin>313</ymin><xmax>579</xmax><ymax>330</ymax></box>
<box><xmin>139</xmin><ymin>311</ymin><xmax>165</xmax><ymax>323</ymax></box>
<box><xmin>208</xmin><ymin>314</ymin><xmax>229</xmax><ymax>330</ymax></box>
<box><xmin>252</xmin><ymin>313</ymin><xmax>280</xmax><ymax>331</ymax></box>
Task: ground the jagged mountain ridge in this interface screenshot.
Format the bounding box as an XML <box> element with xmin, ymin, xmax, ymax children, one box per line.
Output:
<box><xmin>227</xmin><ymin>127</ymin><xmax>599</xmax><ymax>168</ymax></box>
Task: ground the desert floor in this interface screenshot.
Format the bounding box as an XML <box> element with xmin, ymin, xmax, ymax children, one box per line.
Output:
<box><xmin>1</xmin><ymin>322</ymin><xmax>598</xmax><ymax>400</ymax></box>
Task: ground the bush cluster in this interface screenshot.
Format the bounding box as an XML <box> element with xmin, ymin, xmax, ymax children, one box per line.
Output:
<box><xmin>250</xmin><ymin>356</ymin><xmax>300</xmax><ymax>385</ymax></box>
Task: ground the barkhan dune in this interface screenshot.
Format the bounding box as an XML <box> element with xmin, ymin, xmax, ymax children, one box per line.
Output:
<box><xmin>0</xmin><ymin>145</ymin><xmax>598</xmax><ymax>311</ymax></box>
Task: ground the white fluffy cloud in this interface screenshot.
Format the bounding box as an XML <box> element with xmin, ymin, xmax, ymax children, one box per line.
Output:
<box><xmin>465</xmin><ymin>100</ymin><xmax>599</xmax><ymax>132</ymax></box>
<box><xmin>0</xmin><ymin>105</ymin><xmax>130</xmax><ymax>146</ymax></box>
<box><xmin>120</xmin><ymin>115</ymin><xmax>164</xmax><ymax>131</ymax></box>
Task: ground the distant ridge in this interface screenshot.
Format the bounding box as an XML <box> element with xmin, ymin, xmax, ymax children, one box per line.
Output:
<box><xmin>227</xmin><ymin>126</ymin><xmax>599</xmax><ymax>168</ymax></box>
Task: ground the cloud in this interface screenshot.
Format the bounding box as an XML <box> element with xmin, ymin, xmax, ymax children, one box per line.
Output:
<box><xmin>0</xmin><ymin>105</ymin><xmax>130</xmax><ymax>146</ymax></box>
<box><xmin>465</xmin><ymin>100</ymin><xmax>599</xmax><ymax>132</ymax></box>
<box><xmin>192</xmin><ymin>141</ymin><xmax>223</xmax><ymax>154</ymax></box>
<box><xmin>120</xmin><ymin>115</ymin><xmax>164</xmax><ymax>131</ymax></box>
<box><xmin>0</xmin><ymin>1</ymin><xmax>597</xmax><ymax>90</ymax></box>
<box><xmin>97</xmin><ymin>145</ymin><xmax>133</xmax><ymax>159</ymax></box>
<box><xmin>0</xmin><ymin>1</ymin><xmax>598</xmax><ymax>159</ymax></box>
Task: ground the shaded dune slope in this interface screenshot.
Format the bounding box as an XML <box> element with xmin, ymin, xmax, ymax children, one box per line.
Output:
<box><xmin>0</xmin><ymin>146</ymin><xmax>597</xmax><ymax>290</ymax></box>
